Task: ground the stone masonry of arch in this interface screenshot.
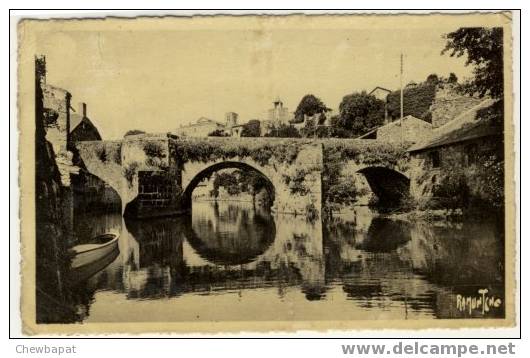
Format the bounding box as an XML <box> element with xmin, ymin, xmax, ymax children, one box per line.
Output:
<box><xmin>75</xmin><ymin>134</ymin><xmax>415</xmax><ymax>219</ymax></box>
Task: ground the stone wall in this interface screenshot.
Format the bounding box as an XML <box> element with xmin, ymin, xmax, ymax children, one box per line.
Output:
<box><xmin>430</xmin><ymin>85</ymin><xmax>483</xmax><ymax>128</ymax></box>
<box><xmin>321</xmin><ymin>139</ymin><xmax>412</xmax><ymax>209</ymax></box>
<box><xmin>409</xmin><ymin>136</ymin><xmax>502</xmax><ymax>203</ymax></box>
<box><xmin>376</xmin><ymin>117</ymin><xmax>432</xmax><ymax>143</ymax></box>
<box><xmin>42</xmin><ymin>84</ymin><xmax>74</xmax><ymax>186</ymax></box>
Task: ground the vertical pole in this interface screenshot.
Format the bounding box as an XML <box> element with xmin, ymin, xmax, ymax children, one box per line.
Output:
<box><xmin>400</xmin><ymin>53</ymin><xmax>404</xmax><ymax>143</ymax></box>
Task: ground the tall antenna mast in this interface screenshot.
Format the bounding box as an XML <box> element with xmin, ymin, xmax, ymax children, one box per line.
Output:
<box><xmin>400</xmin><ymin>53</ymin><xmax>404</xmax><ymax>142</ymax></box>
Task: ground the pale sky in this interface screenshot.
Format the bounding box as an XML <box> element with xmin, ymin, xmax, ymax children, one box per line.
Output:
<box><xmin>33</xmin><ymin>16</ymin><xmax>475</xmax><ymax>139</ymax></box>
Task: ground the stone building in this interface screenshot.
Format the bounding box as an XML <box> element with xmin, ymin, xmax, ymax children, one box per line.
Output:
<box><xmin>407</xmin><ymin>99</ymin><xmax>502</xmax><ymax>201</ymax></box>
<box><xmin>369</xmin><ymin>86</ymin><xmax>392</xmax><ymax>102</ymax></box>
<box><xmin>225</xmin><ymin>124</ymin><xmax>245</xmax><ymax>137</ymax></box>
<box><xmin>259</xmin><ymin>98</ymin><xmax>293</xmax><ymax>135</ymax></box>
<box><xmin>358</xmin><ymin>115</ymin><xmax>432</xmax><ymax>143</ymax></box>
<box><xmin>61</xmin><ymin>102</ymin><xmax>120</xmax><ymax>213</ymax></box>
<box><xmin>225</xmin><ymin>112</ymin><xmax>238</xmax><ymax>128</ymax></box>
<box><xmin>175</xmin><ymin>117</ymin><xmax>225</xmax><ymax>137</ymax></box>
<box><xmin>69</xmin><ymin>102</ymin><xmax>102</xmax><ymax>142</ymax></box>
<box><xmin>223</xmin><ymin>111</ymin><xmax>245</xmax><ymax>137</ymax></box>
<box><xmin>41</xmin><ymin>75</ymin><xmax>118</xmax><ymax>214</ymax></box>
<box><xmin>267</xmin><ymin>97</ymin><xmax>290</xmax><ymax>125</ymax></box>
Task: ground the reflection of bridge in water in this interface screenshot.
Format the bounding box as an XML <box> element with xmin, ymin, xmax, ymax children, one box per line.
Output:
<box><xmin>70</xmin><ymin>203</ymin><xmax>504</xmax><ymax>320</ymax></box>
<box><xmin>118</xmin><ymin>201</ymin><xmax>327</xmax><ymax>300</ymax></box>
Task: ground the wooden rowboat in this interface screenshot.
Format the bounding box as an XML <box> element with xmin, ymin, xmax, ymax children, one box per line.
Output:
<box><xmin>70</xmin><ymin>233</ymin><xmax>119</xmax><ymax>271</ymax></box>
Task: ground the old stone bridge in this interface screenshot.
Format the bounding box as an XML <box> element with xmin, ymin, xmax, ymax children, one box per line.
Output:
<box><xmin>74</xmin><ymin>133</ymin><xmax>415</xmax><ymax>219</ymax></box>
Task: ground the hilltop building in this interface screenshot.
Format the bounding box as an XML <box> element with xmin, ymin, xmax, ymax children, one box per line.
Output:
<box><xmin>267</xmin><ymin>97</ymin><xmax>290</xmax><ymax>125</ymax></box>
<box><xmin>369</xmin><ymin>86</ymin><xmax>392</xmax><ymax>102</ymax></box>
<box><xmin>369</xmin><ymin>86</ymin><xmax>392</xmax><ymax>123</ymax></box>
<box><xmin>260</xmin><ymin>97</ymin><xmax>293</xmax><ymax>135</ymax></box>
<box><xmin>225</xmin><ymin>112</ymin><xmax>238</xmax><ymax>128</ymax></box>
<box><xmin>175</xmin><ymin>112</ymin><xmax>249</xmax><ymax>137</ymax></box>
<box><xmin>175</xmin><ymin>117</ymin><xmax>226</xmax><ymax>137</ymax></box>
<box><xmin>223</xmin><ymin>112</ymin><xmax>245</xmax><ymax>137</ymax></box>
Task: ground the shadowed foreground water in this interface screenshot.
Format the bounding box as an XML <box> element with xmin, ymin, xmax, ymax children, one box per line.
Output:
<box><xmin>67</xmin><ymin>201</ymin><xmax>505</xmax><ymax>322</ymax></box>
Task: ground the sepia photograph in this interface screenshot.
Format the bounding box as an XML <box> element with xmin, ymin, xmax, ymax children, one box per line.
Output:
<box><xmin>15</xmin><ymin>11</ymin><xmax>516</xmax><ymax>335</ymax></box>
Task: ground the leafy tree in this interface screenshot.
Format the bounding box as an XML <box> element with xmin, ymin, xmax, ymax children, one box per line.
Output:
<box><xmin>240</xmin><ymin>119</ymin><xmax>261</xmax><ymax>137</ymax></box>
<box><xmin>448</xmin><ymin>72</ymin><xmax>458</xmax><ymax>84</ymax></box>
<box><xmin>442</xmin><ymin>27</ymin><xmax>503</xmax><ymax>98</ymax></box>
<box><xmin>212</xmin><ymin>171</ymin><xmax>240</xmax><ymax>197</ymax></box>
<box><xmin>328</xmin><ymin>115</ymin><xmax>354</xmax><ymax>138</ymax></box>
<box><xmin>387</xmin><ymin>83</ymin><xmax>436</xmax><ymax>121</ymax></box>
<box><xmin>300</xmin><ymin>117</ymin><xmax>317</xmax><ymax>138</ymax></box>
<box><xmin>293</xmin><ymin>94</ymin><xmax>330</xmax><ymax>123</ymax></box>
<box><xmin>239</xmin><ymin>170</ymin><xmax>270</xmax><ymax>199</ymax></box>
<box><xmin>336</xmin><ymin>91</ymin><xmax>385</xmax><ymax>136</ymax></box>
<box><xmin>264</xmin><ymin>124</ymin><xmax>301</xmax><ymax>138</ymax></box>
<box><xmin>426</xmin><ymin>73</ymin><xmax>440</xmax><ymax>85</ymax></box>
<box><xmin>297</xmin><ymin>117</ymin><xmax>332</xmax><ymax>138</ymax></box>
<box><xmin>210</xmin><ymin>170</ymin><xmax>271</xmax><ymax>204</ymax></box>
<box><xmin>124</xmin><ymin>129</ymin><xmax>145</xmax><ymax>137</ymax></box>
<box><xmin>208</xmin><ymin>129</ymin><xmax>228</xmax><ymax>137</ymax></box>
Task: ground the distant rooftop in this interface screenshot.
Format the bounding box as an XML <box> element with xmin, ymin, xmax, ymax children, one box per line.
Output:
<box><xmin>369</xmin><ymin>86</ymin><xmax>392</xmax><ymax>95</ymax></box>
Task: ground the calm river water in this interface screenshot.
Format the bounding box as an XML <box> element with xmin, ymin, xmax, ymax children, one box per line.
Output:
<box><xmin>70</xmin><ymin>201</ymin><xmax>505</xmax><ymax>322</ymax></box>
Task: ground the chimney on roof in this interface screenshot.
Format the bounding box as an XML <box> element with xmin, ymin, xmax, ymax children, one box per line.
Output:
<box><xmin>78</xmin><ymin>102</ymin><xmax>87</xmax><ymax>118</ymax></box>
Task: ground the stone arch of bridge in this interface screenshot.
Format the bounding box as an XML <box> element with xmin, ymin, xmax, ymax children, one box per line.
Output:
<box><xmin>181</xmin><ymin>161</ymin><xmax>276</xmax><ymax>211</ymax></box>
<box><xmin>71</xmin><ymin>170</ymin><xmax>122</xmax><ymax>212</ymax></box>
<box><xmin>357</xmin><ymin>166</ymin><xmax>410</xmax><ymax>206</ymax></box>
<box><xmin>72</xmin><ymin>143</ymin><xmax>133</xmax><ymax>206</ymax></box>
<box><xmin>72</xmin><ymin>154</ymin><xmax>126</xmax><ymax>205</ymax></box>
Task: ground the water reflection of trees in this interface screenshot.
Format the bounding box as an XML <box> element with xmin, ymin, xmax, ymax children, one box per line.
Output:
<box><xmin>362</xmin><ymin>218</ymin><xmax>412</xmax><ymax>252</ymax></box>
<box><xmin>323</xmin><ymin>213</ymin><xmax>505</xmax><ymax>317</ymax></box>
<box><xmin>396</xmin><ymin>221</ymin><xmax>504</xmax><ymax>286</ymax></box>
